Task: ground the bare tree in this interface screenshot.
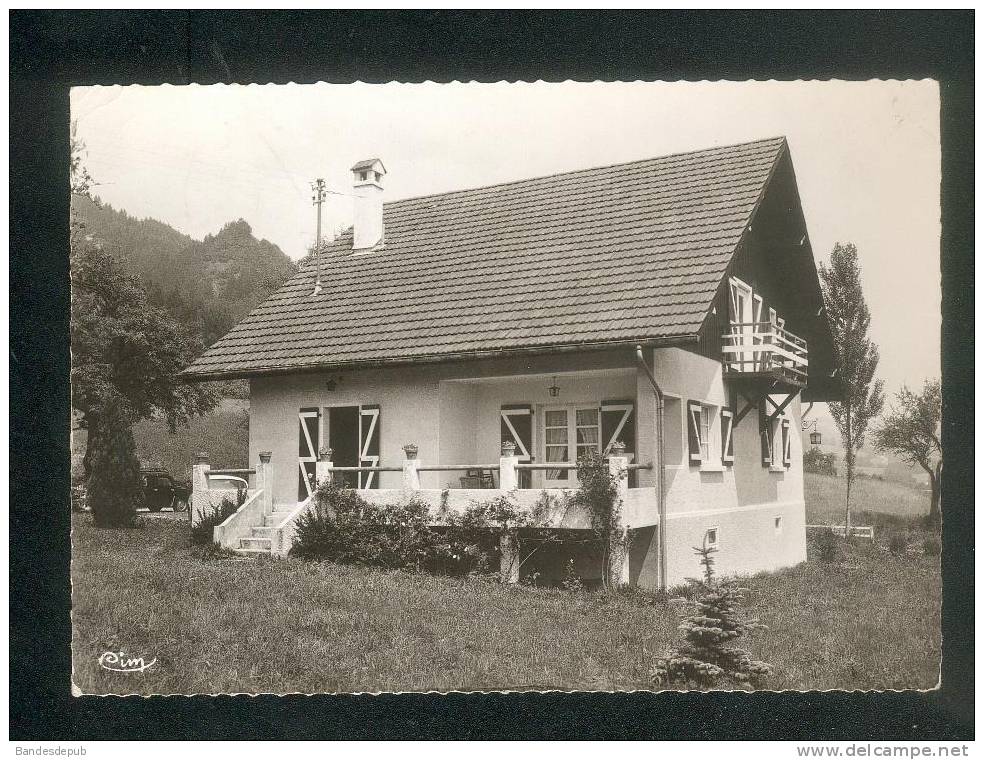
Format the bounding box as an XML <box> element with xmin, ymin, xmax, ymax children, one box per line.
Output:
<box><xmin>819</xmin><ymin>243</ymin><xmax>885</xmax><ymax>535</ymax></box>
<box><xmin>873</xmin><ymin>380</ymin><xmax>942</xmax><ymax>529</ymax></box>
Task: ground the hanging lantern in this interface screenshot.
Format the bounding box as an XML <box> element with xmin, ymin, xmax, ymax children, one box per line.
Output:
<box><xmin>810</xmin><ymin>430</ymin><xmax>822</xmax><ymax>446</ymax></box>
<box><xmin>548</xmin><ymin>376</ymin><xmax>561</xmax><ymax>397</ymax></box>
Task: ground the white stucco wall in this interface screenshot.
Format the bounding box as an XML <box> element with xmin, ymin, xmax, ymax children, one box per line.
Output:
<box><xmin>249</xmin><ymin>345</ymin><xmax>807</xmax><ymax>586</ymax></box>
<box><xmin>647</xmin><ymin>346</ymin><xmax>807</xmax><ymax>585</ymax></box>
<box><xmin>249</xmin><ymin>349</ymin><xmax>638</xmax><ymax>505</ymax></box>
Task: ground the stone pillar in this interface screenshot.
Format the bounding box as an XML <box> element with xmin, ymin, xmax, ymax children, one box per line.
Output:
<box><xmin>191</xmin><ymin>452</ymin><xmax>210</xmax><ymax>526</ymax></box>
<box><xmin>608</xmin><ymin>449</ymin><xmax>631</xmax><ymax>587</ymax></box>
<box><xmin>499</xmin><ymin>532</ymin><xmax>520</xmax><ymax>584</ymax></box>
<box><xmin>256</xmin><ymin>451</ymin><xmax>273</xmax><ymax>516</ymax></box>
<box><xmin>499</xmin><ymin>440</ymin><xmax>519</xmax><ymax>491</ymax></box>
<box><xmin>402</xmin><ymin>443</ymin><xmax>420</xmax><ymax>491</ymax></box>
<box><xmin>316</xmin><ymin>447</ymin><xmax>333</xmax><ymax>495</ymax></box>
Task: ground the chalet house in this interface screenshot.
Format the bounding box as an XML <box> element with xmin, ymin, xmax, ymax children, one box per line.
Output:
<box><xmin>181</xmin><ymin>137</ymin><xmax>838</xmax><ymax>589</ymax></box>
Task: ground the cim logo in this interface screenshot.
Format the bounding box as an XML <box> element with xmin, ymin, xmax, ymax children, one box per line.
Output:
<box><xmin>98</xmin><ymin>651</ymin><xmax>157</xmax><ymax>673</ymax></box>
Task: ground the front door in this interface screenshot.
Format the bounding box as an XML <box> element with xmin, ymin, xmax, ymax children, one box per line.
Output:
<box><xmin>326</xmin><ymin>406</ymin><xmax>360</xmax><ymax>488</ymax></box>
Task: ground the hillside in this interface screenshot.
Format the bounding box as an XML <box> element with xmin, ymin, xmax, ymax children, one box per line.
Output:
<box><xmin>71</xmin><ymin>195</ymin><xmax>297</xmax><ymax>346</ymax></box>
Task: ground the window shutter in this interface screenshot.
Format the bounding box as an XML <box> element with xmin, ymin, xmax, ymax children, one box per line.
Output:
<box><xmin>602</xmin><ymin>399</ymin><xmax>636</xmax><ymax>486</ymax></box>
<box><xmin>298</xmin><ymin>407</ymin><xmax>320</xmax><ymax>501</ymax></box>
<box><xmin>721</xmin><ymin>408</ymin><xmax>735</xmax><ymax>465</ymax></box>
<box><xmin>687</xmin><ymin>401</ymin><xmax>702</xmax><ymax>465</ymax></box>
<box><xmin>782</xmin><ymin>417</ymin><xmax>791</xmax><ymax>467</ymax></box>
<box><xmin>759</xmin><ymin>400</ymin><xmax>771</xmax><ymax>466</ymax></box>
<box><xmin>358</xmin><ymin>404</ymin><xmax>380</xmax><ymax>489</ymax></box>
<box><xmin>500</xmin><ymin>404</ymin><xmax>533</xmax><ymax>461</ymax></box>
<box><xmin>601</xmin><ymin>400</ymin><xmax>635</xmax><ymax>456</ymax></box>
<box><xmin>501</xmin><ymin>404</ymin><xmax>533</xmax><ymax>488</ymax></box>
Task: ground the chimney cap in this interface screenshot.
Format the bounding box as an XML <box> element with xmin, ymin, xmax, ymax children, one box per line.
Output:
<box><xmin>351</xmin><ymin>158</ymin><xmax>386</xmax><ymax>174</ymax></box>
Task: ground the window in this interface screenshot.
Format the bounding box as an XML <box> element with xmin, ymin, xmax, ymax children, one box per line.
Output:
<box><xmin>705</xmin><ymin>527</ymin><xmax>719</xmax><ymax>548</ymax></box>
<box><xmin>575</xmin><ymin>408</ymin><xmax>600</xmax><ymax>461</ymax></box>
<box><xmin>542</xmin><ymin>404</ymin><xmax>604</xmax><ymax>486</ymax></box>
<box><xmin>543</xmin><ymin>408</ymin><xmax>570</xmax><ymax>482</ymax></box>
<box><xmin>774</xmin><ymin>516</ymin><xmax>783</xmax><ymax>534</ymax></box>
<box><xmin>688</xmin><ymin>401</ymin><xmax>722</xmax><ymax>468</ymax></box>
<box><xmin>699</xmin><ymin>406</ymin><xmax>711</xmax><ymax>461</ymax></box>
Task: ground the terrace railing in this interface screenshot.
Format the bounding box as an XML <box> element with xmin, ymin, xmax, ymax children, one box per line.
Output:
<box><xmin>721</xmin><ymin>320</ymin><xmax>809</xmax><ymax>384</ymax></box>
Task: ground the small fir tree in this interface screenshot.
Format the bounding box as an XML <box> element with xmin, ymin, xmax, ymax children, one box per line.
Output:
<box><xmin>86</xmin><ymin>401</ymin><xmax>143</xmax><ymax>527</ymax></box>
<box><xmin>651</xmin><ymin>543</ymin><xmax>771</xmax><ymax>689</ymax></box>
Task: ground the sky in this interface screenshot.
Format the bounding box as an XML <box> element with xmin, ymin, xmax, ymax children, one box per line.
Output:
<box><xmin>71</xmin><ymin>80</ymin><xmax>941</xmax><ymax>407</ymax></box>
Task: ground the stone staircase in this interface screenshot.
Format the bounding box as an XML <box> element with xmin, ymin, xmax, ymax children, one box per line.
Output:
<box><xmin>235</xmin><ymin>504</ymin><xmax>296</xmax><ymax>556</ymax></box>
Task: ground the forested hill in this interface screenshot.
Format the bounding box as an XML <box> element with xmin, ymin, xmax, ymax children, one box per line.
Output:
<box><xmin>73</xmin><ymin>195</ymin><xmax>297</xmax><ymax>346</ymax></box>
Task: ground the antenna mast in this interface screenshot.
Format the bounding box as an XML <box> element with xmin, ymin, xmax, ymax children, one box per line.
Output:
<box><xmin>311</xmin><ymin>178</ymin><xmax>327</xmax><ymax>295</ymax></box>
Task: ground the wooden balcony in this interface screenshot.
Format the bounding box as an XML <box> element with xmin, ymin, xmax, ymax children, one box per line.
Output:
<box><xmin>721</xmin><ymin>321</ymin><xmax>809</xmax><ymax>389</ymax></box>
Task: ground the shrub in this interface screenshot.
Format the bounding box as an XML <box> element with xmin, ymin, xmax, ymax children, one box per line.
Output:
<box><xmin>888</xmin><ymin>532</ymin><xmax>909</xmax><ymax>556</ymax></box>
<box><xmin>803</xmin><ymin>446</ymin><xmax>838</xmax><ymax>476</ymax></box>
<box><xmin>813</xmin><ymin>527</ymin><xmax>838</xmax><ymax>563</ymax></box>
<box><xmin>922</xmin><ymin>536</ymin><xmax>941</xmax><ymax>557</ymax></box>
<box><xmin>651</xmin><ymin>543</ymin><xmax>771</xmax><ymax>689</ymax></box>
<box><xmin>191</xmin><ymin>490</ymin><xmax>244</xmax><ymax>546</ymax></box>
<box><xmin>561</xmin><ymin>559</ymin><xmax>584</xmax><ymax>593</ymax></box>
<box><xmin>87</xmin><ymin>406</ymin><xmax>143</xmax><ymax>528</ymax></box>
<box><xmin>291</xmin><ymin>481</ymin><xmax>463</xmax><ymax>572</ymax></box>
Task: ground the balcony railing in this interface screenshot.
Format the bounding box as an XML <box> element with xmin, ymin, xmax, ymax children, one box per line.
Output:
<box><xmin>721</xmin><ymin>321</ymin><xmax>809</xmax><ymax>384</ymax></box>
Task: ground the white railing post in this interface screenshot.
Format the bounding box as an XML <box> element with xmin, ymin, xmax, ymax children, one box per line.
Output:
<box><xmin>402</xmin><ymin>443</ymin><xmax>420</xmax><ymax>490</ymax></box>
<box><xmin>256</xmin><ymin>451</ymin><xmax>273</xmax><ymax>517</ymax></box>
<box><xmin>499</xmin><ymin>440</ymin><xmax>519</xmax><ymax>490</ymax></box>
<box><xmin>191</xmin><ymin>452</ymin><xmax>210</xmax><ymax>526</ymax></box>
<box><xmin>608</xmin><ymin>443</ymin><xmax>631</xmax><ymax>587</ymax></box>
<box><xmin>316</xmin><ymin>447</ymin><xmax>333</xmax><ymax>492</ymax></box>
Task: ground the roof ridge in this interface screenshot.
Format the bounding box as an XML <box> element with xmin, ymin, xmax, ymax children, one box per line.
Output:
<box><xmin>386</xmin><ymin>136</ymin><xmax>786</xmax><ymax>206</ymax></box>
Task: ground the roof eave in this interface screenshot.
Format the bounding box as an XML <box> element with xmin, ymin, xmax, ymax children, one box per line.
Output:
<box><xmin>179</xmin><ymin>334</ymin><xmax>700</xmax><ymax>382</ymax></box>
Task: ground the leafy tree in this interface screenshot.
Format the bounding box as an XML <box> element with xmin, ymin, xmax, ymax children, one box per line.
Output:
<box><xmin>71</xmin><ymin>131</ymin><xmax>217</xmax><ymax>526</ymax></box>
<box><xmin>70</xmin><ymin>120</ymin><xmax>93</xmax><ymax>196</ymax></box>
<box><xmin>819</xmin><ymin>243</ymin><xmax>885</xmax><ymax>535</ymax></box>
<box><xmin>873</xmin><ymin>379</ymin><xmax>942</xmax><ymax>528</ymax></box>
<box><xmin>72</xmin><ymin>227</ymin><xmax>217</xmax><ymax>474</ymax></box>
<box><xmin>85</xmin><ymin>400</ymin><xmax>143</xmax><ymax>527</ymax></box>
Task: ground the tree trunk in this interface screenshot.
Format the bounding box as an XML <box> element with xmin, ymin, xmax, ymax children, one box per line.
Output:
<box><xmin>928</xmin><ymin>461</ymin><xmax>942</xmax><ymax>531</ymax></box>
<box><xmin>81</xmin><ymin>415</ymin><xmax>100</xmax><ymax>480</ymax></box>
<box><xmin>844</xmin><ymin>410</ymin><xmax>853</xmax><ymax>541</ymax></box>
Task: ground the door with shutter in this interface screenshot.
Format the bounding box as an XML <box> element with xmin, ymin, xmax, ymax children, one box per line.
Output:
<box><xmin>501</xmin><ymin>404</ymin><xmax>533</xmax><ymax>488</ymax></box>
<box><xmin>298</xmin><ymin>407</ymin><xmax>320</xmax><ymax>501</ymax></box>
<box><xmin>602</xmin><ymin>400</ymin><xmax>636</xmax><ymax>485</ymax></box>
<box><xmin>358</xmin><ymin>404</ymin><xmax>381</xmax><ymax>489</ymax></box>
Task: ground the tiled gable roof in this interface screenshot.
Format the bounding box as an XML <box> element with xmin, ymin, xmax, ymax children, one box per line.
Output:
<box><xmin>182</xmin><ymin>137</ymin><xmax>787</xmax><ymax>378</ymax></box>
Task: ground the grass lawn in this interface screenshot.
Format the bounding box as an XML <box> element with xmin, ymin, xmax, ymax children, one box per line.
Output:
<box><xmin>804</xmin><ymin>471</ymin><xmax>932</xmax><ymax>528</ymax></box>
<box><xmin>71</xmin><ymin>509</ymin><xmax>940</xmax><ymax>694</ymax></box>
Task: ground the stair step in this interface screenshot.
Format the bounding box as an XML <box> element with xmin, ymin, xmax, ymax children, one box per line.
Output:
<box><xmin>251</xmin><ymin>525</ymin><xmax>275</xmax><ymax>537</ymax></box>
<box><xmin>239</xmin><ymin>537</ymin><xmax>272</xmax><ymax>550</ymax></box>
<box><xmin>264</xmin><ymin>512</ymin><xmax>296</xmax><ymax>527</ymax></box>
<box><xmin>234</xmin><ymin>547</ymin><xmax>273</xmax><ymax>556</ymax></box>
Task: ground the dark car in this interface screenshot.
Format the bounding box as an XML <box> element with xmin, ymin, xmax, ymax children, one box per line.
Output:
<box><xmin>141</xmin><ymin>468</ymin><xmax>191</xmax><ymax>512</ymax></box>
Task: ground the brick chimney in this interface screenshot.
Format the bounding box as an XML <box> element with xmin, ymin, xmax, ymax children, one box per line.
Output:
<box><xmin>351</xmin><ymin>158</ymin><xmax>386</xmax><ymax>251</ymax></box>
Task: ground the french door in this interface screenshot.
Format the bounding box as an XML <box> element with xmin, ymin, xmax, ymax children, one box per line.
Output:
<box><xmin>542</xmin><ymin>405</ymin><xmax>602</xmax><ymax>488</ymax></box>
